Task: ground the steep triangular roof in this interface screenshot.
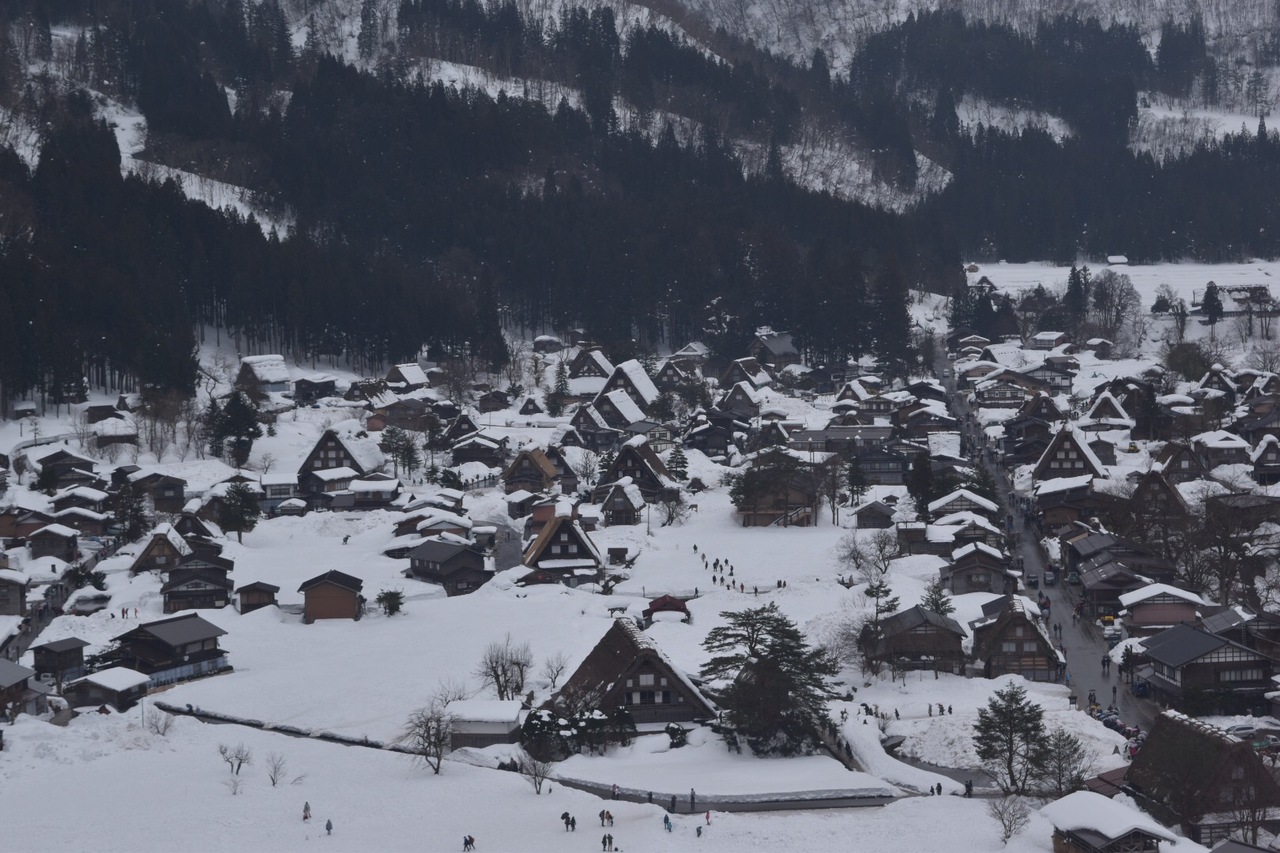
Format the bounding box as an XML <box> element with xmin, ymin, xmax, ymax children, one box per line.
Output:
<box><xmin>1083</xmin><ymin>391</ymin><xmax>1132</xmax><ymax>423</ymax></box>
<box><xmin>554</xmin><ymin>619</ymin><xmax>715</xmax><ymax>717</ymax></box>
<box><xmin>1033</xmin><ymin>424</ymin><xmax>1107</xmax><ymax>480</ymax></box>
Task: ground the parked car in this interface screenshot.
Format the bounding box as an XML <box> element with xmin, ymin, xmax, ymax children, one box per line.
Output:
<box><xmin>1044</xmin><ymin>570</ymin><xmax>1058</xmax><ymax>586</ymax></box>
<box><xmin>1067</xmin><ymin>571</ymin><xmax>1081</xmax><ymax>584</ymax></box>
<box><xmin>1226</xmin><ymin>723</ymin><xmax>1259</xmax><ymax>740</ymax></box>
<box><xmin>1252</xmin><ymin>734</ymin><xmax>1280</xmax><ymax>752</ymax></box>
<box><xmin>1026</xmin><ymin>574</ymin><xmax>1040</xmax><ymax>589</ymax></box>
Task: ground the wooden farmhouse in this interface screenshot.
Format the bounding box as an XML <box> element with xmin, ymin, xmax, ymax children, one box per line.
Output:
<box><xmin>0</xmin><ymin>659</ymin><xmax>48</xmax><ymax>720</ymax></box>
<box><xmin>1034</xmin><ymin>425</ymin><xmax>1108</xmax><ymax>481</ymax></box>
<box><xmin>1137</xmin><ymin>624</ymin><xmax>1274</xmax><ymax>714</ymax></box>
<box><xmin>129</xmin><ymin>524</ymin><xmax>192</xmax><ymax>574</ymax></box>
<box><xmin>161</xmin><ymin>567</ymin><xmax>233</xmax><ymax>613</ymax></box>
<box><xmin>0</xmin><ymin>569</ymin><xmax>28</xmax><ymax>617</ymax></box>
<box><xmin>552</xmin><ymin>619</ymin><xmax>716</xmax><ymax>724</ymax></box>
<box><xmin>863</xmin><ymin>605</ymin><xmax>965</xmax><ymax>674</ymax></box>
<box><xmin>28</xmin><ymin>524</ymin><xmax>79</xmax><ymax>561</ymax></box>
<box><xmin>594</xmin><ymin>359</ymin><xmax>661</xmax><ymax>416</ymax></box>
<box><xmin>969</xmin><ymin>596</ymin><xmax>1062</xmax><ymax>681</ymax></box>
<box><xmin>298</xmin><ymin>570</ymin><xmax>365</xmax><ymax>624</ymax></box>
<box><xmin>235</xmin><ymin>354</ymin><xmax>290</xmax><ymax>395</ymax></box>
<box><xmin>1117</xmin><ymin>584</ymin><xmax>1205</xmax><ymax>639</ymax></box>
<box><xmin>502</xmin><ymin>448</ymin><xmax>560</xmax><ymax>495</ymax></box>
<box><xmin>297</xmin><ymin>424</ymin><xmax>385</xmax><ymax>498</ymax></box>
<box><xmin>600</xmin><ymin>437</ymin><xmax>677</xmax><ymax>502</ymax></box>
<box><xmin>1127</xmin><ymin>711</ymin><xmax>1280</xmax><ymax>845</ymax></box>
<box><xmin>406</xmin><ymin>538</ymin><xmax>491</xmax><ymax>596</ymax></box>
<box><xmin>104</xmin><ymin>613</ymin><xmax>230</xmax><ymax>686</ymax></box>
<box><xmin>29</xmin><ymin>637</ymin><xmax>89</xmax><ymax>694</ymax></box>
<box><xmin>520</xmin><ymin>513</ymin><xmax>604</xmax><ymax>587</ymax></box>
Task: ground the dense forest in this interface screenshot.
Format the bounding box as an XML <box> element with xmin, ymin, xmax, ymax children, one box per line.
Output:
<box><xmin>0</xmin><ymin>0</ymin><xmax>1279</xmax><ymax>406</ymax></box>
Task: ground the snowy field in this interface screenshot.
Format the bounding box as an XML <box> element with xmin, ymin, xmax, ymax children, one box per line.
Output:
<box><xmin>0</xmin><ymin>711</ymin><xmax>1210</xmax><ymax>853</ymax></box>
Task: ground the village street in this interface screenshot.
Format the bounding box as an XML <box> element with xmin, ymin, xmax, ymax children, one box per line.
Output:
<box><xmin>939</xmin><ymin>352</ymin><xmax>1159</xmax><ymax>739</ymax></box>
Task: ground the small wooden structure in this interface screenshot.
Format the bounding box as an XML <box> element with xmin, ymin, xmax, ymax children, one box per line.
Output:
<box><xmin>298</xmin><ymin>570</ymin><xmax>364</xmax><ymax>624</ymax></box>
<box><xmin>236</xmin><ymin>582</ymin><xmax>280</xmax><ymax>614</ymax></box>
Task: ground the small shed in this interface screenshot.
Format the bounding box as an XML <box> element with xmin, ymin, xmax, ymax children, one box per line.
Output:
<box><xmin>298</xmin><ymin>571</ymin><xmax>364</xmax><ymax>624</ymax></box>
<box><xmin>65</xmin><ymin>667</ymin><xmax>151</xmax><ymax>712</ymax></box>
<box><xmin>237</xmin><ymin>582</ymin><xmax>280</xmax><ymax>614</ymax></box>
<box><xmin>448</xmin><ymin>699</ymin><xmax>524</xmax><ymax>749</ymax></box>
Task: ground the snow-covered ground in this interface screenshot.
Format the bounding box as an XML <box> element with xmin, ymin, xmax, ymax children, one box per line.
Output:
<box><xmin>0</xmin><ymin>710</ymin><xmax>1210</xmax><ymax>853</ymax></box>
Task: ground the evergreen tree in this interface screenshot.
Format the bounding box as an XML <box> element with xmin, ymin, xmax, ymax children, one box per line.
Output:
<box><xmin>218</xmin><ymin>481</ymin><xmax>262</xmax><ymax>543</ymax></box>
<box><xmin>920</xmin><ymin>576</ymin><xmax>954</xmax><ymax>616</ymax></box>
<box><xmin>666</xmin><ymin>446</ymin><xmax>688</xmax><ymax>481</ymax></box>
<box><xmin>906</xmin><ymin>452</ymin><xmax>934</xmax><ymax>521</ymax></box>
<box><xmin>116</xmin><ymin>480</ymin><xmax>152</xmax><ymax>542</ymax></box>
<box><xmin>1063</xmin><ymin>265</ymin><xmax>1089</xmax><ymax>331</ymax></box>
<box><xmin>864</xmin><ymin>577</ymin><xmax>900</xmax><ymax>628</ymax></box>
<box><xmin>973</xmin><ymin>683</ymin><xmax>1048</xmax><ymax>795</ymax></box>
<box><xmin>376</xmin><ymin>589</ymin><xmax>405</xmax><ymax>615</ymax></box>
<box><xmin>1202</xmin><ymin>281</ymin><xmax>1224</xmax><ymax>339</ymax></box>
<box><xmin>221</xmin><ymin>392</ymin><xmax>262</xmax><ymax>467</ymax></box>
<box><xmin>380</xmin><ymin>426</ymin><xmax>411</xmax><ymax>477</ymax></box>
<box><xmin>847</xmin><ymin>456</ymin><xmax>869</xmax><ymax>505</ymax></box>
<box><xmin>201</xmin><ymin>399</ymin><xmax>227</xmax><ymax>458</ymax></box>
<box><xmin>701</xmin><ymin>603</ymin><xmax>837</xmax><ymax>756</ymax></box>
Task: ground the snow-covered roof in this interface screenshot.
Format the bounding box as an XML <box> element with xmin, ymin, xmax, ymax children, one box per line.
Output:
<box><xmin>928</xmin><ymin>488</ymin><xmax>998</xmax><ymax>514</ymax></box>
<box><xmin>390</xmin><ymin>363</ymin><xmax>428</xmax><ymax>386</ymax></box>
<box><xmin>951</xmin><ymin>542</ymin><xmax>1005</xmax><ymax>562</ymax></box>
<box><xmin>1032</xmin><ymin>330</ymin><xmax>1066</xmax><ymax>342</ymax></box>
<box><xmin>603</xmin><ymin>389</ymin><xmax>646</xmax><ymax>425</ymax></box>
<box><xmin>448</xmin><ymin>699</ymin><xmax>523</xmax><ymax>723</ymax></box>
<box><xmin>30</xmin><ymin>523</ymin><xmax>79</xmax><ymax>539</ymax></box>
<box><xmin>1192</xmin><ymin>429</ymin><xmax>1250</xmax><ymax>450</ymax></box>
<box><xmin>1039</xmin><ymin>791</ymin><xmax>1175</xmax><ymax>843</ymax></box>
<box><xmin>260</xmin><ymin>472</ymin><xmax>298</xmax><ymax>486</ymax></box>
<box><xmin>1033</xmin><ymin>474</ymin><xmax>1095</xmax><ymax>495</ymax></box>
<box><xmin>309</xmin><ymin>466</ymin><xmax>359</xmax><ymax>482</ymax></box>
<box><xmin>153</xmin><ymin>523</ymin><xmax>192</xmax><ymax>557</ymax></box>
<box><xmin>505</xmin><ymin>489</ymin><xmax>535</xmax><ymax>503</ymax></box>
<box><xmin>330</xmin><ymin>420</ymin><xmax>386</xmax><ymax>473</ymax></box>
<box><xmin>0</xmin><ymin>569</ymin><xmax>29</xmax><ymax>586</ymax></box>
<box><xmin>615</xmin><ymin>359</ymin><xmax>660</xmax><ymax>405</ymax></box>
<box><xmin>56</xmin><ymin>485</ymin><xmax>109</xmax><ymax>502</ymax></box>
<box><xmin>72</xmin><ymin>666</ymin><xmax>151</xmax><ymax>693</ymax></box>
<box><xmin>240</xmin><ymin>354</ymin><xmax>289</xmax><ymax>384</ymax></box>
<box><xmin>1252</xmin><ymin>434</ymin><xmax>1280</xmax><ymax>462</ymax></box>
<box><xmin>1118</xmin><ymin>583</ymin><xmax>1206</xmax><ymax>608</ymax></box>
<box><xmin>349</xmin><ymin>478</ymin><xmax>400</xmax><ymax>493</ymax></box>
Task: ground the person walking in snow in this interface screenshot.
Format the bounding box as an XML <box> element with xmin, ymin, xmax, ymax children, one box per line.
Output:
<box><xmin>670</xmin><ymin>795</ymin><xmax>677</xmax><ymax>812</ymax></box>
<box><xmin>602</xmin><ymin>834</ymin><xmax>609</xmax><ymax>851</ymax></box>
<box><xmin>325</xmin><ymin>819</ymin><xmax>333</xmax><ymax>836</ymax></box>
<box><xmin>599</xmin><ymin>809</ymin><xmax>607</xmax><ymax>826</ymax></box>
<box><xmin>690</xmin><ymin>788</ymin><xmax>696</xmax><ymax>811</ymax></box>
<box><xmin>705</xmin><ymin>811</ymin><xmax>711</xmax><ymax>825</ymax></box>
<box><xmin>303</xmin><ymin>802</ymin><xmax>311</xmax><ymax>821</ymax></box>
<box><xmin>570</xmin><ymin>817</ymin><xmax>576</xmax><ymax>832</ymax></box>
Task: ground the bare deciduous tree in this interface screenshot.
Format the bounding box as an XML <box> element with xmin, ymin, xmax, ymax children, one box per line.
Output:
<box><xmin>836</xmin><ymin>528</ymin><xmax>899</xmax><ymax>584</ymax></box>
<box><xmin>266</xmin><ymin>752</ymin><xmax>288</xmax><ymax>787</ymax></box>
<box><xmin>401</xmin><ymin>693</ymin><xmax>459</xmax><ymax>775</ymax></box>
<box><xmin>147</xmin><ymin>711</ymin><xmax>175</xmax><ymax>736</ymax></box>
<box><xmin>987</xmin><ymin>796</ymin><xmax>1030</xmax><ymax>845</ymax></box>
<box><xmin>541</xmin><ymin>651</ymin><xmax>569</xmax><ymax>689</ymax></box>
<box><xmin>571</xmin><ymin>450</ymin><xmax>600</xmax><ymax>486</ymax></box>
<box><xmin>520</xmin><ymin>750</ymin><xmax>555</xmax><ymax>795</ymax></box>
<box><xmin>218</xmin><ymin>742</ymin><xmax>253</xmax><ymax>775</ymax></box>
<box><xmin>475</xmin><ymin>634</ymin><xmax>533</xmax><ymax>700</ymax></box>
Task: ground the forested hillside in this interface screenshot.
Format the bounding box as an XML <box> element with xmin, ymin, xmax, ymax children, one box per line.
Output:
<box><xmin>0</xmin><ymin>0</ymin><xmax>1279</xmax><ymax>407</ymax></box>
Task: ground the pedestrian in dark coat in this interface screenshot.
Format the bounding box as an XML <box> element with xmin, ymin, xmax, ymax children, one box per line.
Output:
<box><xmin>670</xmin><ymin>795</ymin><xmax>677</xmax><ymax>812</ymax></box>
<box><xmin>570</xmin><ymin>817</ymin><xmax>576</xmax><ymax>832</ymax></box>
<box><xmin>325</xmin><ymin>820</ymin><xmax>333</xmax><ymax>836</ymax></box>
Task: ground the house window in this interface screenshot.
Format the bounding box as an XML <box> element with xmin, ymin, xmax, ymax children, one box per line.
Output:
<box><xmin>639</xmin><ymin>691</ymin><xmax>655</xmax><ymax>705</ymax></box>
<box><xmin>1022</xmin><ymin>642</ymin><xmax>1039</xmax><ymax>653</ymax></box>
<box><xmin>1002</xmin><ymin>642</ymin><xmax>1017</xmax><ymax>652</ymax></box>
<box><xmin>638</xmin><ymin>673</ymin><xmax>655</xmax><ymax>687</ymax></box>
<box><xmin>1221</xmin><ymin>668</ymin><xmax>1264</xmax><ymax>682</ymax></box>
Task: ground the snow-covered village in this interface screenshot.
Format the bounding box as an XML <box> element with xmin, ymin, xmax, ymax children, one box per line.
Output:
<box><xmin>7</xmin><ymin>259</ymin><xmax>1280</xmax><ymax>852</ymax></box>
<box><xmin>10</xmin><ymin>0</ymin><xmax>1280</xmax><ymax>850</ymax></box>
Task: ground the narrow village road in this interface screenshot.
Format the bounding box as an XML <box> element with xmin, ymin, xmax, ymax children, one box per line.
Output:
<box><xmin>937</xmin><ymin>349</ymin><xmax>1158</xmax><ymax>738</ymax></box>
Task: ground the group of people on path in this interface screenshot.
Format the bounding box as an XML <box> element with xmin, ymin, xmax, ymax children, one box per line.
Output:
<box><xmin>598</xmin><ymin>809</ymin><xmax>614</xmax><ymax>826</ymax></box>
<box><xmin>600</xmin><ymin>833</ymin><xmax>616</xmax><ymax>850</ymax></box>
<box><xmin>560</xmin><ymin>812</ymin><xmax>577</xmax><ymax>831</ymax></box>
<box><xmin>301</xmin><ymin>802</ymin><xmax>332</xmax><ymax>836</ymax></box>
